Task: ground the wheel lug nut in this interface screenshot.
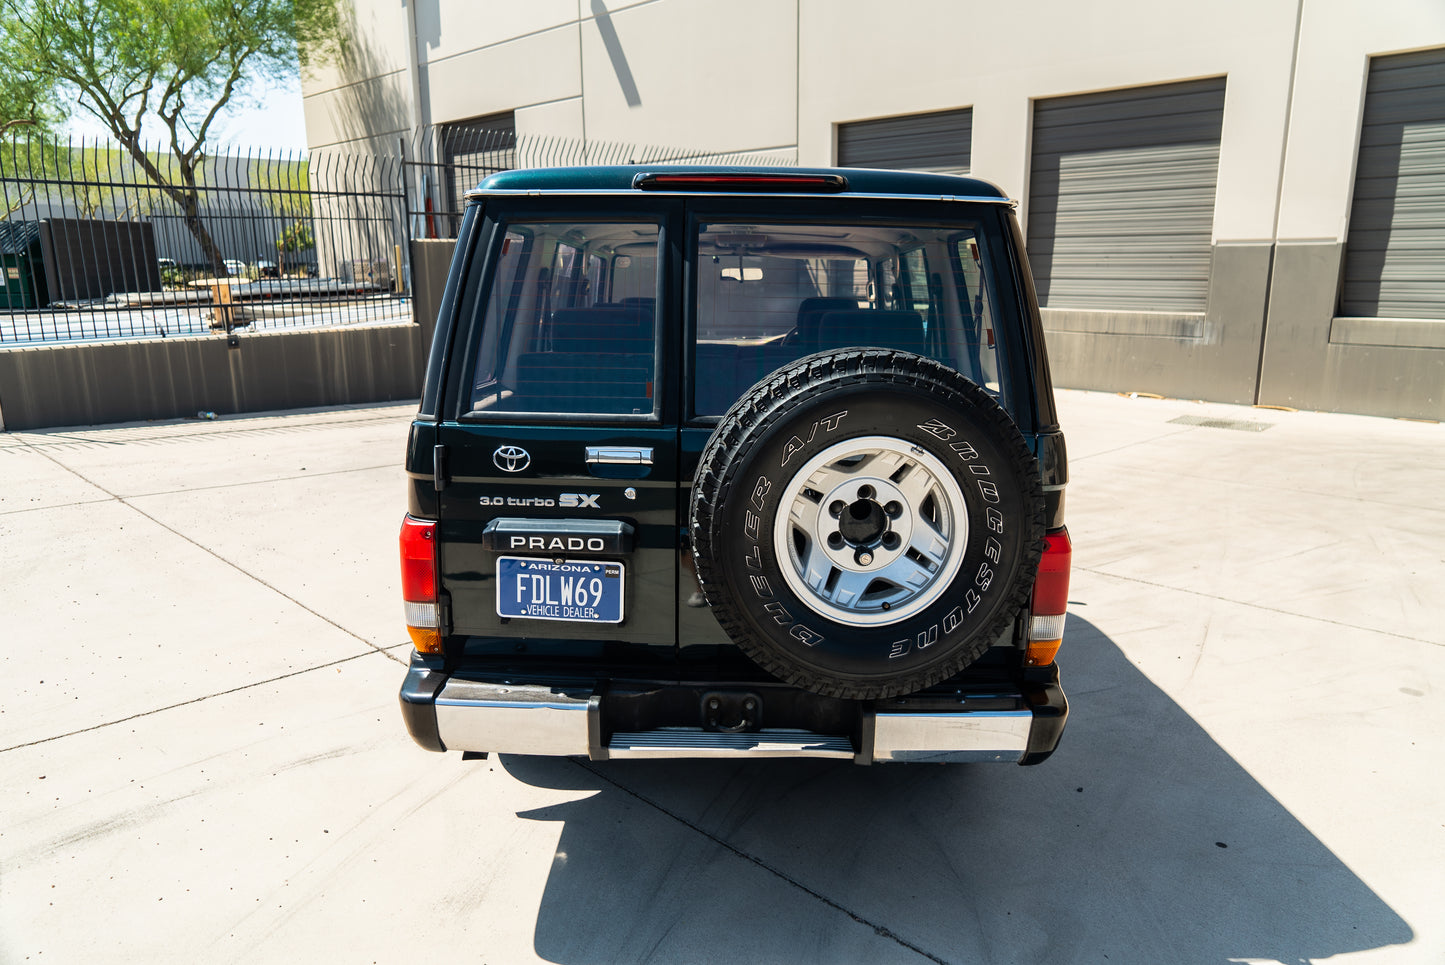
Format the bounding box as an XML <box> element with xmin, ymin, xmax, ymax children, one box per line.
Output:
<box><xmin>882</xmin><ymin>532</ymin><xmax>900</xmax><ymax>550</ymax></box>
<box><xmin>858</xmin><ymin>485</ymin><xmax>875</xmax><ymax>500</ymax></box>
<box><xmin>829</xmin><ymin>500</ymin><xmax>846</xmax><ymax>517</ymax></box>
<box><xmin>828</xmin><ymin>532</ymin><xmax>844</xmax><ymax>549</ymax></box>
<box><xmin>856</xmin><ymin>550</ymin><xmax>874</xmax><ymax>566</ymax></box>
<box><xmin>884</xmin><ymin>501</ymin><xmax>902</xmax><ymax>517</ymax></box>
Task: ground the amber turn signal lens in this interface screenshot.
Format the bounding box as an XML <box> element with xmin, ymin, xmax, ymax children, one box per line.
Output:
<box><xmin>407</xmin><ymin>626</ymin><xmax>443</xmax><ymax>654</ymax></box>
<box><xmin>1025</xmin><ymin>639</ymin><xmax>1063</xmax><ymax>667</ymax></box>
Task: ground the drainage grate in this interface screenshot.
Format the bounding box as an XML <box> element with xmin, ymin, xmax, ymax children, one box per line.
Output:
<box><xmin>1168</xmin><ymin>415</ymin><xmax>1272</xmax><ymax>432</ymax></box>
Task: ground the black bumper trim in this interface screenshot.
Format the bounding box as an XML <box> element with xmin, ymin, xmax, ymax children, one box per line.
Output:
<box><xmin>399</xmin><ymin>651</ymin><xmax>449</xmax><ymax>752</ymax></box>
<box><xmin>1020</xmin><ymin>664</ymin><xmax>1069</xmax><ymax>765</ymax></box>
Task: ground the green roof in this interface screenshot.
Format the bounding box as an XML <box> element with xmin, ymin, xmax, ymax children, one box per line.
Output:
<box><xmin>471</xmin><ymin>165</ymin><xmax>1008</xmax><ymax>200</ymax></box>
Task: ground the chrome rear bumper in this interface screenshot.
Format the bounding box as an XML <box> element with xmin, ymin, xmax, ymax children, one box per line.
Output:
<box><xmin>401</xmin><ymin>656</ymin><xmax>1066</xmax><ymax>765</ymax></box>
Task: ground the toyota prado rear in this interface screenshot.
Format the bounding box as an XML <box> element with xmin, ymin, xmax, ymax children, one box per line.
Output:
<box><xmin>399</xmin><ymin>166</ymin><xmax>1071</xmax><ymax>765</ymax></box>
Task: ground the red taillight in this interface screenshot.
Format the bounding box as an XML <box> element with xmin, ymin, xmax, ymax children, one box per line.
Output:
<box><xmin>1026</xmin><ymin>528</ymin><xmax>1072</xmax><ymax>667</ymax></box>
<box><xmin>400</xmin><ymin>515</ymin><xmax>441</xmax><ymax>653</ymax></box>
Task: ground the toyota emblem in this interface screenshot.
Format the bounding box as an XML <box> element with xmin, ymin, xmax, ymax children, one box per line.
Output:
<box><xmin>493</xmin><ymin>446</ymin><xmax>531</xmax><ymax>473</ymax></box>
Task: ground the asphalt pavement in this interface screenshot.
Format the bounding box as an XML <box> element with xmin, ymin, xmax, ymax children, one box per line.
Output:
<box><xmin>1</xmin><ymin>389</ymin><xmax>1441</xmax><ymax>964</ymax></box>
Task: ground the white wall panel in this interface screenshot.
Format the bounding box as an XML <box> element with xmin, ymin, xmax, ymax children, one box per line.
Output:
<box><xmin>579</xmin><ymin>0</ymin><xmax>797</xmax><ymax>151</ymax></box>
<box><xmin>302</xmin><ymin>72</ymin><xmax>414</xmax><ymax>150</ymax></box>
<box><xmin>427</xmin><ymin>28</ymin><xmax>584</xmax><ymax>125</ymax></box>
<box><xmin>416</xmin><ymin>0</ymin><xmax>578</xmax><ymax>63</ymax></box>
<box><xmin>301</xmin><ymin>1</ymin><xmax>412</xmax><ymax>94</ymax></box>
<box><xmin>516</xmin><ymin>99</ymin><xmax>588</xmax><ymax>141</ymax></box>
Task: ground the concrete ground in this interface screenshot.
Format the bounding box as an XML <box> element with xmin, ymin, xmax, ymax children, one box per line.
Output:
<box><xmin>0</xmin><ymin>389</ymin><xmax>1440</xmax><ymax>964</ymax></box>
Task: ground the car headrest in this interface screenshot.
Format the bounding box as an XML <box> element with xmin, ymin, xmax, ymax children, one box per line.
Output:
<box><xmin>814</xmin><ymin>309</ymin><xmax>927</xmax><ymax>355</ymax></box>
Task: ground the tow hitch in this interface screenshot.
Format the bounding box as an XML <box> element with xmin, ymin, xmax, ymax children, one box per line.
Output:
<box><xmin>702</xmin><ymin>691</ymin><xmax>762</xmax><ymax>732</ymax></box>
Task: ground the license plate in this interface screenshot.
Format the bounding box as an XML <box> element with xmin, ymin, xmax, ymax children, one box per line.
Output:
<box><xmin>496</xmin><ymin>557</ymin><xmax>624</xmax><ymax>624</ymax></box>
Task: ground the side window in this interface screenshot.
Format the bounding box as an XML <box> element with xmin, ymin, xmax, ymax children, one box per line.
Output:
<box><xmin>880</xmin><ymin>248</ymin><xmax>934</xmax><ymax>325</ymax></box>
<box><xmin>470</xmin><ymin>221</ymin><xmax>660</xmax><ymax>417</ymax></box>
<box><xmin>550</xmin><ymin>242</ymin><xmax>584</xmax><ymax>308</ymax></box>
<box><xmin>900</xmin><ymin>248</ymin><xmax>932</xmax><ymax>319</ymax></box>
<box><xmin>951</xmin><ymin>234</ymin><xmax>1001</xmax><ymax>393</ymax></box>
<box><xmin>473</xmin><ymin>230</ymin><xmax>528</xmax><ymax>389</ymax></box>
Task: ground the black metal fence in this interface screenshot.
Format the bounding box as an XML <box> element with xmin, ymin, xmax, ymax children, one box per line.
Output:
<box><xmin>398</xmin><ymin>125</ymin><xmax>795</xmax><ymax>239</ymax></box>
<box><xmin>1</xmin><ymin>127</ymin><xmax>792</xmax><ymax>345</ymax></box>
<box><xmin>1</xmin><ymin>136</ymin><xmax>408</xmax><ymax>344</ymax></box>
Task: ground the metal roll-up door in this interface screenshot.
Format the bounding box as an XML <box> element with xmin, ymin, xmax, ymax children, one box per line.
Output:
<box><xmin>1341</xmin><ymin>48</ymin><xmax>1445</xmax><ymax>321</ymax></box>
<box><xmin>1027</xmin><ymin>78</ymin><xmax>1226</xmax><ymax>312</ymax></box>
<box><xmin>837</xmin><ymin>109</ymin><xmax>972</xmax><ymax>174</ymax></box>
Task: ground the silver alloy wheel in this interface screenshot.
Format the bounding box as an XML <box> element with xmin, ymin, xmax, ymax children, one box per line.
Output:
<box><xmin>773</xmin><ymin>435</ymin><xmax>969</xmax><ymax>626</ymax></box>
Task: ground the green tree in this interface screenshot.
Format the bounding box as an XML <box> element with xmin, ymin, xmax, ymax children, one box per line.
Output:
<box><xmin>1</xmin><ymin>56</ymin><xmax>58</xmax><ymax>137</ymax></box>
<box><xmin>275</xmin><ymin>220</ymin><xmax>314</xmax><ymax>276</ymax></box>
<box><xmin>1</xmin><ymin>60</ymin><xmax>62</xmax><ymax>215</ymax></box>
<box><xmin>0</xmin><ymin>0</ymin><xmax>342</xmax><ymax>268</ymax></box>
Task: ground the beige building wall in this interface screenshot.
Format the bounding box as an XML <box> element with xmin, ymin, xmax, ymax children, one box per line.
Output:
<box><xmin>301</xmin><ymin>0</ymin><xmax>1445</xmax><ymax>419</ymax></box>
<box><xmin>304</xmin><ymin>0</ymin><xmax>798</xmax><ymax>156</ymax></box>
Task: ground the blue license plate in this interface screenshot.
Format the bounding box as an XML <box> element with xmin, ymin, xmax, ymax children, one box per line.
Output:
<box><xmin>496</xmin><ymin>557</ymin><xmax>625</xmax><ymax>624</ymax></box>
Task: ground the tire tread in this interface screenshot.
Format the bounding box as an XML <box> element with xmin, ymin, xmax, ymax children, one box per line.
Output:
<box><xmin>690</xmin><ymin>349</ymin><xmax>1045</xmax><ymax>700</ymax></box>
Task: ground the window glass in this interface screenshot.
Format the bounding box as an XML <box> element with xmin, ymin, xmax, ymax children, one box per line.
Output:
<box><xmin>693</xmin><ymin>222</ymin><xmax>1001</xmax><ymax>417</ymax></box>
<box><xmin>470</xmin><ymin>221</ymin><xmax>660</xmax><ymax>416</ymax></box>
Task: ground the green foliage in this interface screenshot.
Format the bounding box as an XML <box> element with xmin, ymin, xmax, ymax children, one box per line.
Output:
<box><xmin>250</xmin><ymin>156</ymin><xmax>312</xmax><ymax>218</ymax></box>
<box><xmin>277</xmin><ymin>221</ymin><xmax>315</xmax><ymax>254</ymax></box>
<box><xmin>0</xmin><ymin>0</ymin><xmax>343</xmax><ymax>263</ymax></box>
<box><xmin>274</xmin><ymin>219</ymin><xmax>314</xmax><ymax>274</ymax></box>
<box><xmin>1</xmin><ymin>77</ymin><xmax>59</xmax><ymax>141</ymax></box>
<box><xmin>1</xmin><ymin>34</ymin><xmax>61</xmax><ymax>209</ymax></box>
<box><xmin>1</xmin><ymin>139</ymin><xmax>183</xmax><ymax>218</ymax></box>
<box><xmin>0</xmin><ymin>0</ymin><xmax>344</xmax><ymax>154</ymax></box>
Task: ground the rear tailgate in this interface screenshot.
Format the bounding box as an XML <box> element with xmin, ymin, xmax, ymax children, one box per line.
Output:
<box><xmin>434</xmin><ymin>423</ymin><xmax>678</xmax><ymax>662</ymax></box>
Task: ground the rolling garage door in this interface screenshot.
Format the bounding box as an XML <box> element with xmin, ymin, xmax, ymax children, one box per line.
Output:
<box><xmin>1340</xmin><ymin>48</ymin><xmax>1445</xmax><ymax>321</ymax></box>
<box><xmin>837</xmin><ymin>109</ymin><xmax>971</xmax><ymax>174</ymax></box>
<box><xmin>1027</xmin><ymin>78</ymin><xmax>1226</xmax><ymax>312</ymax></box>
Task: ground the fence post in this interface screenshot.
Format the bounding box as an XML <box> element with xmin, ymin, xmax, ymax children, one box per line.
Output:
<box><xmin>398</xmin><ymin>136</ymin><xmax>414</xmax><ymax>299</ymax></box>
<box><xmin>398</xmin><ymin>136</ymin><xmax>411</xmax><ymax>243</ymax></box>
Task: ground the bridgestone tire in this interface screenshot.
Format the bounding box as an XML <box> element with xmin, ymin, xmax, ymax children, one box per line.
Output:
<box><xmin>690</xmin><ymin>349</ymin><xmax>1045</xmax><ymax>699</ymax></box>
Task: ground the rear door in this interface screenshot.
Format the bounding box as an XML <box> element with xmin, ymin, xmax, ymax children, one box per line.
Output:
<box><xmin>677</xmin><ymin>198</ymin><xmax>1024</xmax><ymax>667</ymax></box>
<box><xmin>435</xmin><ymin>198</ymin><xmax>681</xmax><ymax>666</ymax></box>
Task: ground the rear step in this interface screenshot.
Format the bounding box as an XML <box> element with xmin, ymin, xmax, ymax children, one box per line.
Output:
<box><xmin>607</xmin><ymin>728</ymin><xmax>854</xmax><ymax>759</ymax></box>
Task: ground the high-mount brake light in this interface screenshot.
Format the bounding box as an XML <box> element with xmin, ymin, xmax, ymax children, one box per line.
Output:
<box><xmin>1026</xmin><ymin>529</ymin><xmax>1072</xmax><ymax>667</ymax></box>
<box><xmin>400</xmin><ymin>515</ymin><xmax>442</xmax><ymax>654</ymax></box>
<box><xmin>632</xmin><ymin>172</ymin><xmax>849</xmax><ymax>193</ymax></box>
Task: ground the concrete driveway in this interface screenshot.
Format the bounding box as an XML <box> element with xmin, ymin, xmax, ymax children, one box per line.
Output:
<box><xmin>1</xmin><ymin>390</ymin><xmax>1441</xmax><ymax>964</ymax></box>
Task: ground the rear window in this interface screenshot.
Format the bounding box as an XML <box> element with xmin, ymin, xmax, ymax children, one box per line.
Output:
<box><xmin>469</xmin><ymin>221</ymin><xmax>661</xmax><ymax>417</ymax></box>
<box><xmin>692</xmin><ymin>221</ymin><xmax>1003</xmax><ymax>418</ymax></box>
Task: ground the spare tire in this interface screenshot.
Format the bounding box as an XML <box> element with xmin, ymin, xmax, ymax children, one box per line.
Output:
<box><xmin>690</xmin><ymin>349</ymin><xmax>1045</xmax><ymax>699</ymax></box>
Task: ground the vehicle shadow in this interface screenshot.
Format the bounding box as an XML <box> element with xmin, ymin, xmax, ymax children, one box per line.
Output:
<box><xmin>502</xmin><ymin>617</ymin><xmax>1412</xmax><ymax>964</ymax></box>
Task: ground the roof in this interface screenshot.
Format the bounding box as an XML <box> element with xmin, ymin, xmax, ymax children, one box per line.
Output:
<box><xmin>0</xmin><ymin>220</ymin><xmax>42</xmax><ymax>254</ymax></box>
<box><xmin>469</xmin><ymin>165</ymin><xmax>1009</xmax><ymax>201</ymax></box>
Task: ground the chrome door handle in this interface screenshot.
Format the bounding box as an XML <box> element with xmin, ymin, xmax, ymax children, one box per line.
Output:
<box><xmin>586</xmin><ymin>446</ymin><xmax>653</xmax><ymax>466</ymax></box>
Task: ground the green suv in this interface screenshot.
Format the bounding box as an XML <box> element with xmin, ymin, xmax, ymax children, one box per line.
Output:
<box><xmin>399</xmin><ymin>166</ymin><xmax>1071</xmax><ymax>764</ymax></box>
